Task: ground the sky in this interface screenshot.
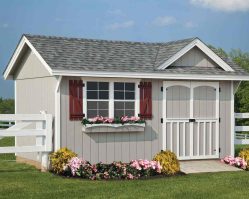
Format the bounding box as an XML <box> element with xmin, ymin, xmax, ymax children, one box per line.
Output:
<box><xmin>0</xmin><ymin>0</ymin><xmax>249</xmax><ymax>98</ymax></box>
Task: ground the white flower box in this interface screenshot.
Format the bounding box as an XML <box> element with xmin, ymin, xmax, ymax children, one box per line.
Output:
<box><xmin>82</xmin><ymin>123</ymin><xmax>145</xmax><ymax>133</ymax></box>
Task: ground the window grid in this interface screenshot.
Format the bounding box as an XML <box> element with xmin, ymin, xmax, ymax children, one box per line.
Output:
<box><xmin>86</xmin><ymin>82</ymin><xmax>109</xmax><ymax>118</ymax></box>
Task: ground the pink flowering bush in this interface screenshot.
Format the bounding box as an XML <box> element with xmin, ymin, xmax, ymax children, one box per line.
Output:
<box><xmin>221</xmin><ymin>155</ymin><xmax>247</xmax><ymax>170</ymax></box>
<box><xmin>130</xmin><ymin>159</ymin><xmax>162</xmax><ymax>177</ymax></box>
<box><xmin>82</xmin><ymin>115</ymin><xmax>145</xmax><ymax>126</ymax></box>
<box><xmin>62</xmin><ymin>158</ymin><xmax>162</xmax><ymax>180</ymax></box>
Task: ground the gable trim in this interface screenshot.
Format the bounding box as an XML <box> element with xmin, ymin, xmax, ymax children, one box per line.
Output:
<box><xmin>157</xmin><ymin>39</ymin><xmax>234</xmax><ymax>72</ymax></box>
<box><xmin>3</xmin><ymin>36</ymin><xmax>53</xmax><ymax>80</ymax></box>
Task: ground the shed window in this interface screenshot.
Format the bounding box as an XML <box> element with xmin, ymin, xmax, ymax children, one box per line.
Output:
<box><xmin>86</xmin><ymin>82</ymin><xmax>109</xmax><ymax>118</ymax></box>
<box><xmin>114</xmin><ymin>82</ymin><xmax>135</xmax><ymax>117</ymax></box>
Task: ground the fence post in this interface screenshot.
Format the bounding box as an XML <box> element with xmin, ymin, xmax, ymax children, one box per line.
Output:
<box><xmin>40</xmin><ymin>111</ymin><xmax>49</xmax><ymax>172</ymax></box>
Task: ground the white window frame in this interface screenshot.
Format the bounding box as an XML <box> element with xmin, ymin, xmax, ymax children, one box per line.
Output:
<box><xmin>82</xmin><ymin>78</ymin><xmax>140</xmax><ymax>118</ymax></box>
<box><xmin>85</xmin><ymin>81</ymin><xmax>110</xmax><ymax>118</ymax></box>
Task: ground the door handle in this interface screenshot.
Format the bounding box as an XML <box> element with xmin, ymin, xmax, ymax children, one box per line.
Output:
<box><xmin>189</xmin><ymin>119</ymin><xmax>196</xmax><ymax>122</ymax></box>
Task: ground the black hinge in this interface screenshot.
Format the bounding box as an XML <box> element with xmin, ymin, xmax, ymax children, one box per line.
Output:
<box><xmin>219</xmin><ymin>87</ymin><xmax>221</xmax><ymax>92</ymax></box>
<box><xmin>219</xmin><ymin>148</ymin><xmax>221</xmax><ymax>153</ymax></box>
<box><xmin>219</xmin><ymin>118</ymin><xmax>221</xmax><ymax>123</ymax></box>
<box><xmin>161</xmin><ymin>118</ymin><xmax>163</xmax><ymax>123</ymax></box>
<box><xmin>83</xmin><ymin>83</ymin><xmax>85</xmax><ymax>87</ymax></box>
<box><xmin>189</xmin><ymin>119</ymin><xmax>196</xmax><ymax>122</ymax></box>
<box><xmin>161</xmin><ymin>87</ymin><xmax>163</xmax><ymax>92</ymax></box>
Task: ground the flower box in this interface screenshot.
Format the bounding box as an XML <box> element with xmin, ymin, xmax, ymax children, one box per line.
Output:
<box><xmin>82</xmin><ymin>123</ymin><xmax>145</xmax><ymax>133</ymax></box>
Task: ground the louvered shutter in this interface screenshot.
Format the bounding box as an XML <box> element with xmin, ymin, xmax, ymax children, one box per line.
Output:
<box><xmin>139</xmin><ymin>82</ymin><xmax>152</xmax><ymax>119</ymax></box>
<box><xmin>69</xmin><ymin>80</ymin><xmax>84</xmax><ymax>120</ymax></box>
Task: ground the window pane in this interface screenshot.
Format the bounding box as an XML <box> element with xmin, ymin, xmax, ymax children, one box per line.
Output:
<box><xmin>115</xmin><ymin>110</ymin><xmax>124</xmax><ymax>118</ymax></box>
<box><xmin>125</xmin><ymin>102</ymin><xmax>134</xmax><ymax>109</ymax></box>
<box><xmin>114</xmin><ymin>82</ymin><xmax>124</xmax><ymax>90</ymax></box>
<box><xmin>125</xmin><ymin>91</ymin><xmax>135</xmax><ymax>99</ymax></box>
<box><xmin>114</xmin><ymin>101</ymin><xmax>124</xmax><ymax>109</ymax></box>
<box><xmin>98</xmin><ymin>101</ymin><xmax>109</xmax><ymax>109</ymax></box>
<box><xmin>87</xmin><ymin>110</ymin><xmax>98</xmax><ymax>118</ymax></box>
<box><xmin>87</xmin><ymin>82</ymin><xmax>98</xmax><ymax>90</ymax></box>
<box><xmin>99</xmin><ymin>110</ymin><xmax>109</xmax><ymax>117</ymax></box>
<box><xmin>125</xmin><ymin>83</ymin><xmax>135</xmax><ymax>91</ymax></box>
<box><xmin>99</xmin><ymin>91</ymin><xmax>109</xmax><ymax>99</ymax></box>
<box><xmin>87</xmin><ymin>91</ymin><xmax>98</xmax><ymax>99</ymax></box>
<box><xmin>125</xmin><ymin>110</ymin><xmax>135</xmax><ymax>116</ymax></box>
<box><xmin>114</xmin><ymin>91</ymin><xmax>124</xmax><ymax>99</ymax></box>
<box><xmin>99</xmin><ymin>82</ymin><xmax>109</xmax><ymax>90</ymax></box>
<box><xmin>87</xmin><ymin>101</ymin><xmax>97</xmax><ymax>109</ymax></box>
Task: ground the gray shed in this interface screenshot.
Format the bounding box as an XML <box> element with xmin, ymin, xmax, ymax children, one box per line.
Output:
<box><xmin>3</xmin><ymin>34</ymin><xmax>249</xmax><ymax>165</ymax></box>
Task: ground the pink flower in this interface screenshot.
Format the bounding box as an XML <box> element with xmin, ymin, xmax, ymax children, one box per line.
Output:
<box><xmin>67</xmin><ymin>157</ymin><xmax>85</xmax><ymax>176</ymax></box>
<box><xmin>121</xmin><ymin>116</ymin><xmax>129</xmax><ymax>122</ymax></box>
<box><xmin>130</xmin><ymin>116</ymin><xmax>140</xmax><ymax>122</ymax></box>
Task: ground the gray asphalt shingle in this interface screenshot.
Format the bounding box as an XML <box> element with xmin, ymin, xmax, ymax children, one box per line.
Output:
<box><xmin>24</xmin><ymin>34</ymin><xmax>248</xmax><ymax>76</ymax></box>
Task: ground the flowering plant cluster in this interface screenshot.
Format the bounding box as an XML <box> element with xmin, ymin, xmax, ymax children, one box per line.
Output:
<box><xmin>82</xmin><ymin>115</ymin><xmax>145</xmax><ymax>126</ymax></box>
<box><xmin>221</xmin><ymin>155</ymin><xmax>247</xmax><ymax>170</ymax></box>
<box><xmin>63</xmin><ymin>157</ymin><xmax>162</xmax><ymax>180</ymax></box>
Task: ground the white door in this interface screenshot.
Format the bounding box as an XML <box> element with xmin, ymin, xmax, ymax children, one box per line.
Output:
<box><xmin>162</xmin><ymin>81</ymin><xmax>219</xmax><ymax>160</ymax></box>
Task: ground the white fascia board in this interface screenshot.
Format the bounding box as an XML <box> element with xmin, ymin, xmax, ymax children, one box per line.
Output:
<box><xmin>3</xmin><ymin>36</ymin><xmax>53</xmax><ymax>80</ymax></box>
<box><xmin>157</xmin><ymin>39</ymin><xmax>234</xmax><ymax>72</ymax></box>
<box><xmin>52</xmin><ymin>69</ymin><xmax>249</xmax><ymax>81</ymax></box>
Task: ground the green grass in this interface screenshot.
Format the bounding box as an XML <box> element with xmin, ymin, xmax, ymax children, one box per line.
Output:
<box><xmin>0</xmin><ymin>163</ymin><xmax>249</xmax><ymax>199</ymax></box>
<box><xmin>0</xmin><ymin>137</ymin><xmax>15</xmax><ymax>160</ymax></box>
<box><xmin>1</xmin><ymin>139</ymin><xmax>249</xmax><ymax>198</ymax></box>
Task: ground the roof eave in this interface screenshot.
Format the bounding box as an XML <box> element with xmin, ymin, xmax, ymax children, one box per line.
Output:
<box><xmin>52</xmin><ymin>69</ymin><xmax>249</xmax><ymax>81</ymax></box>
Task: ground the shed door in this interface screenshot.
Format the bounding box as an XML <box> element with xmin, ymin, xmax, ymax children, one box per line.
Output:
<box><xmin>162</xmin><ymin>81</ymin><xmax>219</xmax><ymax>160</ymax></box>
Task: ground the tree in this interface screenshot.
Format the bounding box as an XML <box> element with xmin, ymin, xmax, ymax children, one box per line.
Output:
<box><xmin>0</xmin><ymin>98</ymin><xmax>14</xmax><ymax>114</ymax></box>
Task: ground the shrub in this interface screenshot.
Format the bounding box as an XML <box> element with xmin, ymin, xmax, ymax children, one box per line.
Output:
<box><xmin>239</xmin><ymin>148</ymin><xmax>249</xmax><ymax>169</ymax></box>
<box><xmin>153</xmin><ymin>150</ymin><xmax>180</xmax><ymax>175</ymax></box>
<box><xmin>50</xmin><ymin>148</ymin><xmax>77</xmax><ymax>174</ymax></box>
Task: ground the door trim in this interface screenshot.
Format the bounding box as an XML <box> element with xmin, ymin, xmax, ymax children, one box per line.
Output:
<box><xmin>162</xmin><ymin>81</ymin><xmax>220</xmax><ymax>160</ymax></box>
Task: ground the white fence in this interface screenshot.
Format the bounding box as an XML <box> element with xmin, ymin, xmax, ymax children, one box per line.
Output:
<box><xmin>235</xmin><ymin>113</ymin><xmax>249</xmax><ymax>145</ymax></box>
<box><xmin>0</xmin><ymin>112</ymin><xmax>53</xmax><ymax>170</ymax></box>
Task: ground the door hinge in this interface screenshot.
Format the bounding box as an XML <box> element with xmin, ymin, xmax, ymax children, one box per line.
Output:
<box><xmin>161</xmin><ymin>118</ymin><xmax>163</xmax><ymax>123</ymax></box>
<box><xmin>161</xmin><ymin>87</ymin><xmax>163</xmax><ymax>92</ymax></box>
<box><xmin>219</xmin><ymin>87</ymin><xmax>221</xmax><ymax>92</ymax></box>
<box><xmin>219</xmin><ymin>118</ymin><xmax>221</xmax><ymax>123</ymax></box>
<box><xmin>219</xmin><ymin>148</ymin><xmax>221</xmax><ymax>153</ymax></box>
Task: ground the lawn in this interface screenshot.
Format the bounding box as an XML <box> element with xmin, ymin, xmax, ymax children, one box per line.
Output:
<box><xmin>0</xmin><ymin>138</ymin><xmax>249</xmax><ymax>199</ymax></box>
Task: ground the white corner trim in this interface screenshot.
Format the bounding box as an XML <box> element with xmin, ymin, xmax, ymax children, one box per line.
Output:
<box><xmin>3</xmin><ymin>36</ymin><xmax>53</xmax><ymax>80</ymax></box>
<box><xmin>231</xmin><ymin>81</ymin><xmax>235</xmax><ymax>156</ymax></box>
<box><xmin>54</xmin><ymin>76</ymin><xmax>62</xmax><ymax>151</ymax></box>
<box><xmin>157</xmin><ymin>39</ymin><xmax>234</xmax><ymax>72</ymax></box>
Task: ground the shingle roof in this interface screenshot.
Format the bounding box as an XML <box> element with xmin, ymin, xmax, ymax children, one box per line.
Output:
<box><xmin>24</xmin><ymin>34</ymin><xmax>248</xmax><ymax>76</ymax></box>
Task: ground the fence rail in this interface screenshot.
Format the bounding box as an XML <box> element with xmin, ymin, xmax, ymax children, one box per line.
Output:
<box><xmin>0</xmin><ymin>112</ymin><xmax>53</xmax><ymax>170</ymax></box>
<box><xmin>235</xmin><ymin>113</ymin><xmax>249</xmax><ymax>145</ymax></box>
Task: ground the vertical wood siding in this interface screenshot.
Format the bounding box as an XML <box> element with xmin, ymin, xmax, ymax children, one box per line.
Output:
<box><xmin>15</xmin><ymin>48</ymin><xmax>57</xmax><ymax>161</ymax></box>
<box><xmin>60</xmin><ymin>77</ymin><xmax>162</xmax><ymax>163</ymax></box>
<box><xmin>172</xmin><ymin>47</ymin><xmax>219</xmax><ymax>68</ymax></box>
<box><xmin>60</xmin><ymin>77</ymin><xmax>232</xmax><ymax>162</ymax></box>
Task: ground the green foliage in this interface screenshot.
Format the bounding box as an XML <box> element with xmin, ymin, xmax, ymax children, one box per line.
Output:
<box><xmin>153</xmin><ymin>150</ymin><xmax>180</xmax><ymax>175</ymax></box>
<box><xmin>0</xmin><ymin>137</ymin><xmax>15</xmax><ymax>161</ymax></box>
<box><xmin>49</xmin><ymin>148</ymin><xmax>77</xmax><ymax>174</ymax></box>
<box><xmin>0</xmin><ymin>98</ymin><xmax>14</xmax><ymax>114</ymax></box>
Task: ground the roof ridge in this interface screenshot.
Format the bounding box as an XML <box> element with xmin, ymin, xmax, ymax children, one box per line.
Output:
<box><xmin>23</xmin><ymin>33</ymin><xmax>197</xmax><ymax>46</ymax></box>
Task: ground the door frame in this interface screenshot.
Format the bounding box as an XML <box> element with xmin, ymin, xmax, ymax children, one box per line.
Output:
<box><xmin>162</xmin><ymin>81</ymin><xmax>220</xmax><ymax>160</ymax></box>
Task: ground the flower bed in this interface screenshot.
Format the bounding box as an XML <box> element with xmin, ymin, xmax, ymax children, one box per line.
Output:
<box><xmin>63</xmin><ymin>157</ymin><xmax>162</xmax><ymax>180</ymax></box>
<box><xmin>221</xmin><ymin>156</ymin><xmax>247</xmax><ymax>170</ymax></box>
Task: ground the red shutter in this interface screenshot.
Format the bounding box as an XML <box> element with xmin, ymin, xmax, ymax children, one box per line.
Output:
<box><xmin>139</xmin><ymin>82</ymin><xmax>152</xmax><ymax>119</ymax></box>
<box><xmin>69</xmin><ymin>80</ymin><xmax>84</xmax><ymax>120</ymax></box>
